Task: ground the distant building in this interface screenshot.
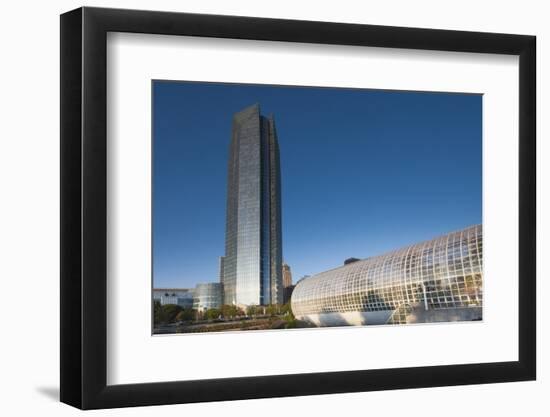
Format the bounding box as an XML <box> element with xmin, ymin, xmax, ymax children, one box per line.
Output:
<box><xmin>283</xmin><ymin>284</ymin><xmax>295</xmax><ymax>305</ymax></box>
<box><xmin>344</xmin><ymin>257</ymin><xmax>360</xmax><ymax>265</ymax></box>
<box><xmin>282</xmin><ymin>263</ymin><xmax>293</xmax><ymax>288</ymax></box>
<box><xmin>295</xmin><ymin>275</ymin><xmax>310</xmax><ymax>285</ymax></box>
<box><xmin>153</xmin><ymin>288</ymin><xmax>194</xmax><ymax>309</ymax></box>
<box><xmin>221</xmin><ymin>104</ymin><xmax>283</xmax><ymax>306</ymax></box>
<box><xmin>193</xmin><ymin>283</ymin><xmax>223</xmax><ymax>312</ymax></box>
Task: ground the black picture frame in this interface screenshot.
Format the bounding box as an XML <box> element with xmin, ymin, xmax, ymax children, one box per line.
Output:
<box><xmin>60</xmin><ymin>6</ymin><xmax>536</xmax><ymax>410</ymax></box>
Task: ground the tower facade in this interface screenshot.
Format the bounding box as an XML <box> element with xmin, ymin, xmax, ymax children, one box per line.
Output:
<box><xmin>222</xmin><ymin>104</ymin><xmax>283</xmax><ymax>306</ymax></box>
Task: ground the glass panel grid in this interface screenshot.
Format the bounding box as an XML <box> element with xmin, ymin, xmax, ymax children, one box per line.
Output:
<box><xmin>291</xmin><ymin>225</ymin><xmax>483</xmax><ymax>318</ymax></box>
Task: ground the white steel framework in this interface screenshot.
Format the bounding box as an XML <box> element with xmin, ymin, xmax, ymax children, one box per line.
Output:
<box><xmin>290</xmin><ymin>225</ymin><xmax>483</xmax><ymax>325</ymax></box>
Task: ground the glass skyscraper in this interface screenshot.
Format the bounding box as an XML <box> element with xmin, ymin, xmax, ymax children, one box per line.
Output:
<box><xmin>222</xmin><ymin>104</ymin><xmax>283</xmax><ymax>306</ymax></box>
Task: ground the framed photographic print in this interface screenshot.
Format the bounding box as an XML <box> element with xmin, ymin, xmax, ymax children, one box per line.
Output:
<box><xmin>60</xmin><ymin>6</ymin><xmax>536</xmax><ymax>410</ymax></box>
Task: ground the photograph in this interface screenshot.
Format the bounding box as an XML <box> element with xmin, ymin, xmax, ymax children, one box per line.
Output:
<box><xmin>53</xmin><ymin>4</ymin><xmax>538</xmax><ymax>412</ymax></box>
<box><xmin>152</xmin><ymin>81</ymin><xmax>483</xmax><ymax>335</ymax></box>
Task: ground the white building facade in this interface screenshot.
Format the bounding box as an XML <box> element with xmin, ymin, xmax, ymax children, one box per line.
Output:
<box><xmin>153</xmin><ymin>288</ymin><xmax>194</xmax><ymax>308</ymax></box>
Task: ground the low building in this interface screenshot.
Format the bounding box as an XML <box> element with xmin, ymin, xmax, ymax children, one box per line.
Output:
<box><xmin>193</xmin><ymin>283</ymin><xmax>222</xmax><ymax>311</ymax></box>
<box><xmin>291</xmin><ymin>224</ymin><xmax>483</xmax><ymax>326</ymax></box>
<box><xmin>153</xmin><ymin>288</ymin><xmax>194</xmax><ymax>309</ymax></box>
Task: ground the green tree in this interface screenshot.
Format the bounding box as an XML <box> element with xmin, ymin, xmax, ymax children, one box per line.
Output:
<box><xmin>153</xmin><ymin>301</ymin><xmax>163</xmax><ymax>325</ymax></box>
<box><xmin>266</xmin><ymin>304</ymin><xmax>280</xmax><ymax>317</ymax></box>
<box><xmin>220</xmin><ymin>304</ymin><xmax>233</xmax><ymax>318</ymax></box>
<box><xmin>175</xmin><ymin>308</ymin><xmax>194</xmax><ymax>322</ymax></box>
<box><xmin>284</xmin><ymin>315</ymin><xmax>297</xmax><ymax>328</ymax></box>
<box><xmin>246</xmin><ymin>305</ymin><xmax>260</xmax><ymax>316</ymax></box>
<box><xmin>221</xmin><ymin>304</ymin><xmax>244</xmax><ymax>319</ymax></box>
<box><xmin>205</xmin><ymin>308</ymin><xmax>222</xmax><ymax>320</ymax></box>
<box><xmin>156</xmin><ymin>304</ymin><xmax>182</xmax><ymax>324</ymax></box>
<box><xmin>280</xmin><ymin>302</ymin><xmax>294</xmax><ymax>319</ymax></box>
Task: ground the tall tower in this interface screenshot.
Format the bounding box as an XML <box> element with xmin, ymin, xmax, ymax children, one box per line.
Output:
<box><xmin>222</xmin><ymin>104</ymin><xmax>283</xmax><ymax>306</ymax></box>
<box><xmin>282</xmin><ymin>263</ymin><xmax>292</xmax><ymax>288</ymax></box>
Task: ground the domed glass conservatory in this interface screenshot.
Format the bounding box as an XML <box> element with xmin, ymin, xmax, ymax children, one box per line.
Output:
<box><xmin>290</xmin><ymin>224</ymin><xmax>483</xmax><ymax>326</ymax></box>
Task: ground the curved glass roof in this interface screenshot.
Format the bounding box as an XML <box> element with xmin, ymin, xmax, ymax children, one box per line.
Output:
<box><xmin>291</xmin><ymin>224</ymin><xmax>483</xmax><ymax>318</ymax></box>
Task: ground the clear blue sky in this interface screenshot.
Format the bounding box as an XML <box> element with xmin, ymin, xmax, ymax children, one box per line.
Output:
<box><xmin>153</xmin><ymin>81</ymin><xmax>482</xmax><ymax>289</ymax></box>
